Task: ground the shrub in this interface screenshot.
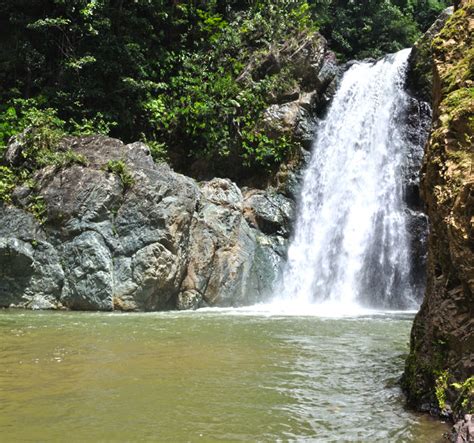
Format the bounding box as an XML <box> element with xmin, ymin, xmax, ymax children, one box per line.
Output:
<box><xmin>104</xmin><ymin>160</ymin><xmax>135</xmax><ymax>190</ymax></box>
<box><xmin>0</xmin><ymin>166</ymin><xmax>15</xmax><ymax>203</ymax></box>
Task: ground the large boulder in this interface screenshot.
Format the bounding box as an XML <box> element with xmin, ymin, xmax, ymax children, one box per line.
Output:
<box><xmin>0</xmin><ymin>135</ymin><xmax>294</xmax><ymax>311</ymax></box>
<box><xmin>180</xmin><ymin>179</ymin><xmax>293</xmax><ymax>307</ymax></box>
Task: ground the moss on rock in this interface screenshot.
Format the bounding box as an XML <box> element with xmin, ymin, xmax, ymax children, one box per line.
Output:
<box><xmin>406</xmin><ymin>7</ymin><xmax>454</xmax><ymax>102</ymax></box>
<box><xmin>403</xmin><ymin>0</ymin><xmax>474</xmax><ymax>421</ymax></box>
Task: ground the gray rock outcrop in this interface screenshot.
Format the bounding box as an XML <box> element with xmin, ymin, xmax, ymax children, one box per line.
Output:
<box><xmin>0</xmin><ymin>135</ymin><xmax>294</xmax><ymax>311</ymax></box>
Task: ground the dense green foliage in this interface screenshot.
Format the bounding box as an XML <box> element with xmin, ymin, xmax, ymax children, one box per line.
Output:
<box><xmin>0</xmin><ymin>0</ymin><xmax>450</xmax><ymax>181</ymax></box>
<box><xmin>311</xmin><ymin>0</ymin><xmax>451</xmax><ymax>59</ymax></box>
<box><xmin>0</xmin><ymin>103</ymin><xmax>88</xmax><ymax>213</ymax></box>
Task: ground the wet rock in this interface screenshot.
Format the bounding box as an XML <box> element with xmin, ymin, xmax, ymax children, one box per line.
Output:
<box><xmin>403</xmin><ymin>98</ymin><xmax>432</xmax><ymax>211</ymax></box>
<box><xmin>405</xmin><ymin>210</ymin><xmax>429</xmax><ymax>291</ymax></box>
<box><xmin>275</xmin><ymin>147</ymin><xmax>311</xmax><ymax>199</ymax></box>
<box><xmin>400</xmin><ymin>93</ymin><xmax>432</xmax><ymax>300</ymax></box>
<box><xmin>177</xmin><ymin>290</ymin><xmax>203</xmax><ymax>311</ymax></box>
<box><xmin>315</xmin><ymin>52</ymin><xmax>339</xmax><ymax>91</ymax></box>
<box><xmin>246</xmin><ymin>232</ymin><xmax>287</xmax><ymax>299</ymax></box>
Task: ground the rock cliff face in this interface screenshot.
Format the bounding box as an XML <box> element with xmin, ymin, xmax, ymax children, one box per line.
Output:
<box><xmin>405</xmin><ymin>6</ymin><xmax>454</xmax><ymax>103</ymax></box>
<box><xmin>403</xmin><ymin>0</ymin><xmax>473</xmax><ymax>423</ymax></box>
<box><xmin>0</xmin><ymin>136</ymin><xmax>294</xmax><ymax>311</ymax></box>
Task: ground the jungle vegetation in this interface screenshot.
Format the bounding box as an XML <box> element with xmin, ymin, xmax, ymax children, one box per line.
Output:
<box><xmin>0</xmin><ymin>0</ymin><xmax>450</xmax><ymax>180</ymax></box>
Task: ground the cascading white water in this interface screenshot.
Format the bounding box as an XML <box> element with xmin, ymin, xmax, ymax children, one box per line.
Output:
<box><xmin>276</xmin><ymin>48</ymin><xmax>420</xmax><ymax>311</ymax></box>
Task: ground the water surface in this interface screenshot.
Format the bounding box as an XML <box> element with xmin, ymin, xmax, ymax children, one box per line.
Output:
<box><xmin>0</xmin><ymin>310</ymin><xmax>447</xmax><ymax>441</ymax></box>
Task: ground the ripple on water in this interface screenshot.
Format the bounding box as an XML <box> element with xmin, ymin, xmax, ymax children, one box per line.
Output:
<box><xmin>0</xmin><ymin>309</ymin><xmax>448</xmax><ymax>441</ymax></box>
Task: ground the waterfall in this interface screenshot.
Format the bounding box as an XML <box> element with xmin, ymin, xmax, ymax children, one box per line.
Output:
<box><xmin>276</xmin><ymin>48</ymin><xmax>421</xmax><ymax>311</ymax></box>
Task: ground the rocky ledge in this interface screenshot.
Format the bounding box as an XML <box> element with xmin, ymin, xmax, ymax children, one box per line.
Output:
<box><xmin>0</xmin><ymin>135</ymin><xmax>295</xmax><ymax>311</ymax></box>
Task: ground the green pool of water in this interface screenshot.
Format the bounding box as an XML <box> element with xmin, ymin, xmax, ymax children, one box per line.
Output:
<box><xmin>0</xmin><ymin>309</ymin><xmax>447</xmax><ymax>441</ymax></box>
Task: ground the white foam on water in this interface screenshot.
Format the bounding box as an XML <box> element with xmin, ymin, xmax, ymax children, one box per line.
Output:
<box><xmin>192</xmin><ymin>304</ymin><xmax>417</xmax><ymax>319</ymax></box>
<box><xmin>270</xmin><ymin>48</ymin><xmax>420</xmax><ymax>314</ymax></box>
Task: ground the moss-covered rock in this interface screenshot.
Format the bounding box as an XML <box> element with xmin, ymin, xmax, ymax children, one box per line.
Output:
<box><xmin>403</xmin><ymin>0</ymin><xmax>474</xmax><ymax>423</ymax></box>
<box><xmin>406</xmin><ymin>7</ymin><xmax>454</xmax><ymax>102</ymax></box>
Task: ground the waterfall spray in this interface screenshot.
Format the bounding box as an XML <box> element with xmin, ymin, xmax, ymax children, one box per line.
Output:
<box><xmin>276</xmin><ymin>49</ymin><xmax>420</xmax><ymax>311</ymax></box>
